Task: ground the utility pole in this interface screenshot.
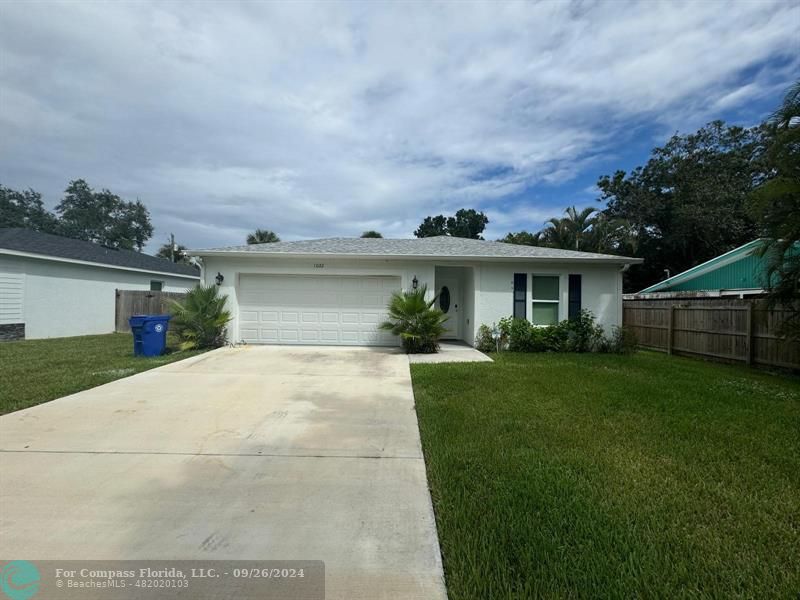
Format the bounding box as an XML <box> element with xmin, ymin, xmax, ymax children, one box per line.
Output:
<box><xmin>169</xmin><ymin>233</ymin><xmax>175</xmax><ymax>262</ymax></box>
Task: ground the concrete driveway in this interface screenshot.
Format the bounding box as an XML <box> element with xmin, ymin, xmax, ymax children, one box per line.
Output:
<box><xmin>0</xmin><ymin>345</ymin><xmax>447</xmax><ymax>599</ymax></box>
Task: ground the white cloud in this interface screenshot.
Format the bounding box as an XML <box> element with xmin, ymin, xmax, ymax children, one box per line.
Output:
<box><xmin>0</xmin><ymin>0</ymin><xmax>797</xmax><ymax>249</ymax></box>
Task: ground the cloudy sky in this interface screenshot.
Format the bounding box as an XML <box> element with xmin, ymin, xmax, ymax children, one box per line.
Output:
<box><xmin>1</xmin><ymin>1</ymin><xmax>798</xmax><ymax>251</ymax></box>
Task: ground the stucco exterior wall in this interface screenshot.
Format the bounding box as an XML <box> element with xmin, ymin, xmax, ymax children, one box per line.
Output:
<box><xmin>201</xmin><ymin>255</ymin><xmax>436</xmax><ymax>344</ymax></box>
<box><xmin>475</xmin><ymin>262</ymin><xmax>624</xmax><ymax>334</ymax></box>
<box><xmin>0</xmin><ymin>255</ymin><xmax>198</xmax><ymax>339</ymax></box>
<box><xmin>202</xmin><ymin>255</ymin><xmax>625</xmax><ymax>345</ymax></box>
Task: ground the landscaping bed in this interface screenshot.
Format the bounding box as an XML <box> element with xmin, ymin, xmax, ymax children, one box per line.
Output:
<box><xmin>412</xmin><ymin>351</ymin><xmax>800</xmax><ymax>598</ymax></box>
<box><xmin>0</xmin><ymin>333</ymin><xmax>205</xmax><ymax>414</ymax></box>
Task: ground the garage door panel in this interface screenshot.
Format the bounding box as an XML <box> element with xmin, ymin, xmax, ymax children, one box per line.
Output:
<box><xmin>279</xmin><ymin>329</ymin><xmax>300</xmax><ymax>342</ymax></box>
<box><xmin>239</xmin><ymin>274</ymin><xmax>400</xmax><ymax>346</ymax></box>
<box><xmin>339</xmin><ymin>293</ymin><xmax>362</xmax><ymax>306</ymax></box>
<box><xmin>341</xmin><ymin>329</ymin><xmax>359</xmax><ymax>342</ymax></box>
<box><xmin>361</xmin><ymin>312</ymin><xmax>381</xmax><ymax>324</ymax></box>
<box><xmin>300</xmin><ymin>330</ymin><xmax>320</xmax><ymax>342</ymax></box>
<box><xmin>259</xmin><ymin>328</ymin><xmax>279</xmax><ymax>342</ymax></box>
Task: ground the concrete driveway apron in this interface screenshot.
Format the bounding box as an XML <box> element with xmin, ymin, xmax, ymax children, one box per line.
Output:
<box><xmin>0</xmin><ymin>345</ymin><xmax>447</xmax><ymax>599</ymax></box>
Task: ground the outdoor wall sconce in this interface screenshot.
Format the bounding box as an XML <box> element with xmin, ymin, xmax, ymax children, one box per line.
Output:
<box><xmin>412</xmin><ymin>276</ymin><xmax>418</xmax><ymax>290</ymax></box>
<box><xmin>215</xmin><ymin>272</ymin><xmax>224</xmax><ymax>286</ymax></box>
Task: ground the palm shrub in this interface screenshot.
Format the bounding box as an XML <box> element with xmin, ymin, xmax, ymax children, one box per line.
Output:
<box><xmin>170</xmin><ymin>284</ymin><xmax>232</xmax><ymax>350</ymax></box>
<box><xmin>379</xmin><ymin>285</ymin><xmax>448</xmax><ymax>353</ymax></box>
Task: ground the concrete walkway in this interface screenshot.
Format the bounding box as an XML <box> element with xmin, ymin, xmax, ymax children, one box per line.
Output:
<box><xmin>408</xmin><ymin>340</ymin><xmax>493</xmax><ymax>364</ymax></box>
<box><xmin>0</xmin><ymin>346</ymin><xmax>447</xmax><ymax>599</ymax></box>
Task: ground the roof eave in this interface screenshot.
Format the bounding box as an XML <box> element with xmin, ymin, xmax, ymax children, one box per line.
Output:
<box><xmin>190</xmin><ymin>250</ymin><xmax>642</xmax><ymax>264</ymax></box>
<box><xmin>637</xmin><ymin>239</ymin><xmax>763</xmax><ymax>293</ymax></box>
<box><xmin>0</xmin><ymin>248</ymin><xmax>200</xmax><ymax>279</ymax></box>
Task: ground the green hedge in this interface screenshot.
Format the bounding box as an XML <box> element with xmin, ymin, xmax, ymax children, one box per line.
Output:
<box><xmin>475</xmin><ymin>310</ymin><xmax>636</xmax><ymax>354</ymax></box>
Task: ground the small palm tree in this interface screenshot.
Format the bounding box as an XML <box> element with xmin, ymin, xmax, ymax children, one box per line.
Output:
<box><xmin>247</xmin><ymin>229</ymin><xmax>280</xmax><ymax>244</ymax></box>
<box><xmin>170</xmin><ymin>285</ymin><xmax>232</xmax><ymax>350</ymax></box>
<box><xmin>380</xmin><ymin>285</ymin><xmax>447</xmax><ymax>353</ymax></box>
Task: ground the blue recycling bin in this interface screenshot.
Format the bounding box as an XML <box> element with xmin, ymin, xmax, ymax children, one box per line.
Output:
<box><xmin>129</xmin><ymin>315</ymin><xmax>172</xmax><ymax>357</ymax></box>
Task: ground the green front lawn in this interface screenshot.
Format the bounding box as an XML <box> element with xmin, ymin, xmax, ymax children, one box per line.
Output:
<box><xmin>0</xmin><ymin>333</ymin><xmax>205</xmax><ymax>415</ymax></box>
<box><xmin>412</xmin><ymin>352</ymin><xmax>800</xmax><ymax>599</ymax></box>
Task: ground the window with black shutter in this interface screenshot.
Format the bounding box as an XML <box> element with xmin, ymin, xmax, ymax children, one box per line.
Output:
<box><xmin>568</xmin><ymin>274</ymin><xmax>582</xmax><ymax>320</ymax></box>
<box><xmin>513</xmin><ymin>273</ymin><xmax>526</xmax><ymax>319</ymax></box>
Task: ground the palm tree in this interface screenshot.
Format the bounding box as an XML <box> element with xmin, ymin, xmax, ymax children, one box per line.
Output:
<box><xmin>170</xmin><ymin>285</ymin><xmax>232</xmax><ymax>350</ymax></box>
<box><xmin>771</xmin><ymin>80</ymin><xmax>800</xmax><ymax>129</ymax></box>
<box><xmin>588</xmin><ymin>213</ymin><xmax>637</xmax><ymax>255</ymax></box>
<box><xmin>246</xmin><ymin>229</ymin><xmax>280</xmax><ymax>244</ymax></box>
<box><xmin>539</xmin><ymin>206</ymin><xmax>597</xmax><ymax>250</ymax></box>
<box><xmin>361</xmin><ymin>230</ymin><xmax>383</xmax><ymax>238</ymax></box>
<box><xmin>379</xmin><ymin>285</ymin><xmax>447</xmax><ymax>353</ymax></box>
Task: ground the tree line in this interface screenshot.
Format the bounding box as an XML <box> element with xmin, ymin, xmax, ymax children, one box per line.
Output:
<box><xmin>413</xmin><ymin>81</ymin><xmax>799</xmax><ymax>302</ymax></box>
<box><xmin>2</xmin><ymin>81</ymin><xmax>796</xmax><ymax>305</ymax></box>
<box><xmin>1</xmin><ymin>179</ymin><xmax>153</xmax><ymax>251</ymax></box>
<box><xmin>0</xmin><ymin>181</ymin><xmax>385</xmax><ymax>261</ymax></box>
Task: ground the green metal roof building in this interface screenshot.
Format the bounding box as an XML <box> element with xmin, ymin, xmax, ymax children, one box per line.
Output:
<box><xmin>638</xmin><ymin>239</ymin><xmax>775</xmax><ymax>296</ymax></box>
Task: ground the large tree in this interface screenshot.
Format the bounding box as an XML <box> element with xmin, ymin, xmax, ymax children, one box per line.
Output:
<box><xmin>55</xmin><ymin>179</ymin><xmax>153</xmax><ymax>250</ymax></box>
<box><xmin>0</xmin><ymin>185</ymin><xmax>58</xmax><ymax>232</ymax></box>
<box><xmin>597</xmin><ymin>120</ymin><xmax>766</xmax><ymax>291</ymax></box>
<box><xmin>749</xmin><ymin>81</ymin><xmax>800</xmax><ymax>337</ymax></box>
<box><xmin>246</xmin><ymin>229</ymin><xmax>280</xmax><ymax>244</ymax></box>
<box><xmin>414</xmin><ymin>214</ymin><xmax>448</xmax><ymax>238</ymax></box>
<box><xmin>414</xmin><ymin>209</ymin><xmax>488</xmax><ymax>239</ymax></box>
<box><xmin>361</xmin><ymin>230</ymin><xmax>383</xmax><ymax>238</ymax></box>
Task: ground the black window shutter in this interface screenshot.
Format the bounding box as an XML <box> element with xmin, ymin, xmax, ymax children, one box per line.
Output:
<box><xmin>568</xmin><ymin>274</ymin><xmax>582</xmax><ymax>320</ymax></box>
<box><xmin>513</xmin><ymin>274</ymin><xmax>526</xmax><ymax>319</ymax></box>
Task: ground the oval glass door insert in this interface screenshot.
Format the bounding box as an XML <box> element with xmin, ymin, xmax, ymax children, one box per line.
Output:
<box><xmin>439</xmin><ymin>286</ymin><xmax>451</xmax><ymax>313</ymax></box>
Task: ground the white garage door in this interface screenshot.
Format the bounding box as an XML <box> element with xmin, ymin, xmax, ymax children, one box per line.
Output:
<box><xmin>238</xmin><ymin>274</ymin><xmax>400</xmax><ymax>346</ymax></box>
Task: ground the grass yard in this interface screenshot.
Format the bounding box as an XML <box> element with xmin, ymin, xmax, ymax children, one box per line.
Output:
<box><xmin>412</xmin><ymin>351</ymin><xmax>800</xmax><ymax>599</ymax></box>
<box><xmin>0</xmin><ymin>333</ymin><xmax>205</xmax><ymax>414</ymax></box>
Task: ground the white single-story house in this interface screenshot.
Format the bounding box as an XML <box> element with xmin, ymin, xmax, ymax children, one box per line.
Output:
<box><xmin>0</xmin><ymin>228</ymin><xmax>200</xmax><ymax>340</ymax></box>
<box><xmin>192</xmin><ymin>236</ymin><xmax>642</xmax><ymax>347</ymax></box>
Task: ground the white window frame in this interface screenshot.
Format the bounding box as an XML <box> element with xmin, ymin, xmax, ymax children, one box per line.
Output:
<box><xmin>530</xmin><ymin>274</ymin><xmax>561</xmax><ymax>326</ymax></box>
<box><xmin>150</xmin><ymin>280</ymin><xmax>164</xmax><ymax>292</ymax></box>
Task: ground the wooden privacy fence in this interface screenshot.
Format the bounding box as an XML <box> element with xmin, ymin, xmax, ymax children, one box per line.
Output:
<box><xmin>623</xmin><ymin>298</ymin><xmax>799</xmax><ymax>370</ymax></box>
<box><xmin>115</xmin><ymin>289</ymin><xmax>187</xmax><ymax>332</ymax></box>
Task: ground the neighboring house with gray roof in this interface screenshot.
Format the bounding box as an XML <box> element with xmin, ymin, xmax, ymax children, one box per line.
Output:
<box><xmin>192</xmin><ymin>236</ymin><xmax>641</xmax><ymax>347</ymax></box>
<box><xmin>0</xmin><ymin>228</ymin><xmax>199</xmax><ymax>340</ymax></box>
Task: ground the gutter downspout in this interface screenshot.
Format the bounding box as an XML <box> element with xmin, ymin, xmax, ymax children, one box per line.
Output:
<box><xmin>619</xmin><ymin>263</ymin><xmax>631</xmax><ymax>328</ymax></box>
<box><xmin>193</xmin><ymin>257</ymin><xmax>205</xmax><ymax>286</ymax></box>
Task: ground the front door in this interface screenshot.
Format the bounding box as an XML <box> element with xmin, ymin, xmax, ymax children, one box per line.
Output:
<box><xmin>436</xmin><ymin>278</ymin><xmax>462</xmax><ymax>339</ymax></box>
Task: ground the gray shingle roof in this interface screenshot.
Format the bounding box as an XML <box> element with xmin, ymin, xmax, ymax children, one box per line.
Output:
<box><xmin>0</xmin><ymin>228</ymin><xmax>200</xmax><ymax>277</ymax></box>
<box><xmin>192</xmin><ymin>236</ymin><xmax>640</xmax><ymax>263</ymax></box>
